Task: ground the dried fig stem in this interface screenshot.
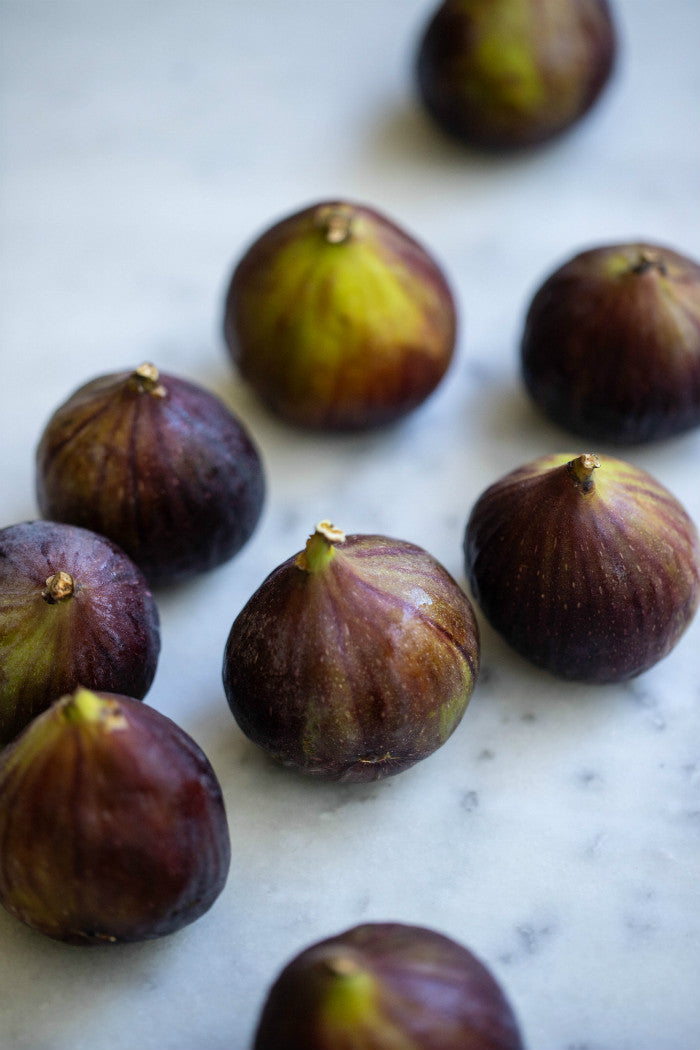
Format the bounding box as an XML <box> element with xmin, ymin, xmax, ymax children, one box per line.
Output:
<box><xmin>314</xmin><ymin>204</ymin><xmax>354</xmax><ymax>245</ymax></box>
<box><xmin>42</xmin><ymin>570</ymin><xmax>75</xmax><ymax>604</ymax></box>
<box><xmin>295</xmin><ymin>520</ymin><xmax>346</xmax><ymax>573</ymax></box>
<box><xmin>567</xmin><ymin>453</ymin><xmax>600</xmax><ymax>494</ymax></box>
<box><xmin>131</xmin><ymin>363</ymin><xmax>167</xmax><ymax>398</ymax></box>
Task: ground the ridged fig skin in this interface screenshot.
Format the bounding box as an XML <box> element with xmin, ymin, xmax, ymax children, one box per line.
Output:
<box><xmin>0</xmin><ymin>688</ymin><xmax>231</xmax><ymax>945</ymax></box>
<box><xmin>521</xmin><ymin>243</ymin><xmax>700</xmax><ymax>443</ymax></box>
<box><xmin>223</xmin><ymin>200</ymin><xmax>457</xmax><ymax>430</ymax></box>
<box><xmin>464</xmin><ymin>453</ymin><xmax>700</xmax><ymax>682</ymax></box>
<box><xmin>35</xmin><ymin>364</ymin><xmax>265</xmax><ymax>586</ymax></box>
<box><xmin>254</xmin><ymin>922</ymin><xmax>525</xmax><ymax>1050</ymax></box>
<box><xmin>223</xmin><ymin>526</ymin><xmax>480</xmax><ymax>782</ymax></box>
<box><xmin>416</xmin><ymin>0</ymin><xmax>616</xmax><ymax>152</ymax></box>
<box><xmin>0</xmin><ymin>520</ymin><xmax>160</xmax><ymax>745</ymax></box>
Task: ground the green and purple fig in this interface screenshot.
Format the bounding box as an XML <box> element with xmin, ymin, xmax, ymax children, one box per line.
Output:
<box><xmin>35</xmin><ymin>363</ymin><xmax>265</xmax><ymax>586</ymax></box>
<box><xmin>222</xmin><ymin>522</ymin><xmax>479</xmax><ymax>781</ymax></box>
<box><xmin>0</xmin><ymin>687</ymin><xmax>231</xmax><ymax>944</ymax></box>
<box><xmin>253</xmin><ymin>922</ymin><xmax>525</xmax><ymax>1050</ymax></box>
<box><xmin>416</xmin><ymin>0</ymin><xmax>617</xmax><ymax>152</ymax></box>
<box><xmin>464</xmin><ymin>453</ymin><xmax>700</xmax><ymax>682</ymax></box>
<box><xmin>0</xmin><ymin>520</ymin><xmax>160</xmax><ymax>745</ymax></box>
<box><xmin>223</xmin><ymin>200</ymin><xmax>457</xmax><ymax>430</ymax></box>
<box><xmin>521</xmin><ymin>243</ymin><xmax>700</xmax><ymax>443</ymax></box>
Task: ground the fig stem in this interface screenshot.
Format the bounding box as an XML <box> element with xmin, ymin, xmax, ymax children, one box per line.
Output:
<box><xmin>42</xmin><ymin>570</ymin><xmax>75</xmax><ymax>604</ymax></box>
<box><xmin>631</xmin><ymin>250</ymin><xmax>668</xmax><ymax>277</ymax></box>
<box><xmin>314</xmin><ymin>203</ymin><xmax>354</xmax><ymax>245</ymax></box>
<box><xmin>131</xmin><ymin>362</ymin><xmax>166</xmax><ymax>398</ymax></box>
<box><xmin>62</xmin><ymin>687</ymin><xmax>127</xmax><ymax>730</ymax></box>
<box><xmin>324</xmin><ymin>955</ymin><xmax>363</xmax><ymax>978</ymax></box>
<box><xmin>295</xmin><ymin>520</ymin><xmax>346</xmax><ymax>573</ymax></box>
<box><xmin>567</xmin><ymin>453</ymin><xmax>600</xmax><ymax>494</ymax></box>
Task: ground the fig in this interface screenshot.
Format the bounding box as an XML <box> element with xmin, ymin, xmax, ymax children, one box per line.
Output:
<box><xmin>253</xmin><ymin>921</ymin><xmax>525</xmax><ymax>1050</ymax></box>
<box><xmin>35</xmin><ymin>363</ymin><xmax>265</xmax><ymax>586</ymax></box>
<box><xmin>0</xmin><ymin>687</ymin><xmax>231</xmax><ymax>944</ymax></box>
<box><xmin>415</xmin><ymin>0</ymin><xmax>617</xmax><ymax>152</ymax></box>
<box><xmin>521</xmin><ymin>243</ymin><xmax>700</xmax><ymax>443</ymax></box>
<box><xmin>223</xmin><ymin>200</ymin><xmax>457</xmax><ymax>430</ymax></box>
<box><xmin>222</xmin><ymin>522</ymin><xmax>480</xmax><ymax>781</ymax></box>
<box><xmin>464</xmin><ymin>452</ymin><xmax>700</xmax><ymax>682</ymax></box>
<box><xmin>0</xmin><ymin>520</ymin><xmax>160</xmax><ymax>745</ymax></box>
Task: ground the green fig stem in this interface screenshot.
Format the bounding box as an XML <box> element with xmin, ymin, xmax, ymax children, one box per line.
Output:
<box><xmin>131</xmin><ymin>362</ymin><xmax>166</xmax><ymax>398</ymax></box>
<box><xmin>567</xmin><ymin>453</ymin><xmax>600</xmax><ymax>494</ymax></box>
<box><xmin>42</xmin><ymin>570</ymin><xmax>75</xmax><ymax>604</ymax></box>
<box><xmin>314</xmin><ymin>203</ymin><xmax>354</xmax><ymax>245</ymax></box>
<box><xmin>62</xmin><ymin>687</ymin><xmax>127</xmax><ymax>730</ymax></box>
<box><xmin>295</xmin><ymin>520</ymin><xmax>346</xmax><ymax>573</ymax></box>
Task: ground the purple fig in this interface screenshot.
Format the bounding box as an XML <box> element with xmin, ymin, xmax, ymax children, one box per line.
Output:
<box><xmin>35</xmin><ymin>363</ymin><xmax>265</xmax><ymax>586</ymax></box>
<box><xmin>464</xmin><ymin>452</ymin><xmax>700</xmax><ymax>682</ymax></box>
<box><xmin>416</xmin><ymin>0</ymin><xmax>617</xmax><ymax>152</ymax></box>
<box><xmin>253</xmin><ymin>922</ymin><xmax>525</xmax><ymax>1050</ymax></box>
<box><xmin>521</xmin><ymin>242</ymin><xmax>700</xmax><ymax>443</ymax></box>
<box><xmin>0</xmin><ymin>687</ymin><xmax>231</xmax><ymax>944</ymax></box>
<box><xmin>223</xmin><ymin>200</ymin><xmax>457</xmax><ymax>430</ymax></box>
<box><xmin>222</xmin><ymin>522</ymin><xmax>480</xmax><ymax>781</ymax></box>
<box><xmin>0</xmin><ymin>520</ymin><xmax>160</xmax><ymax>745</ymax></box>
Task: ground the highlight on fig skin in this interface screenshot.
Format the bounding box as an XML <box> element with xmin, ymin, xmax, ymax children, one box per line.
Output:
<box><xmin>415</xmin><ymin>0</ymin><xmax>617</xmax><ymax>153</ymax></box>
<box><xmin>0</xmin><ymin>687</ymin><xmax>231</xmax><ymax>945</ymax></box>
<box><xmin>223</xmin><ymin>521</ymin><xmax>480</xmax><ymax>782</ymax></box>
<box><xmin>223</xmin><ymin>200</ymin><xmax>457</xmax><ymax>430</ymax></box>
<box><xmin>35</xmin><ymin>362</ymin><xmax>265</xmax><ymax>587</ymax></box>
<box><xmin>464</xmin><ymin>452</ymin><xmax>700</xmax><ymax>682</ymax></box>
<box><xmin>253</xmin><ymin>921</ymin><xmax>525</xmax><ymax>1050</ymax></box>
<box><xmin>521</xmin><ymin>242</ymin><xmax>700</xmax><ymax>443</ymax></box>
<box><xmin>0</xmin><ymin>519</ymin><xmax>160</xmax><ymax>745</ymax></box>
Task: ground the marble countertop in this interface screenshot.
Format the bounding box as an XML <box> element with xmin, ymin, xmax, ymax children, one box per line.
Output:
<box><xmin>1</xmin><ymin>2</ymin><xmax>699</xmax><ymax>1048</ymax></box>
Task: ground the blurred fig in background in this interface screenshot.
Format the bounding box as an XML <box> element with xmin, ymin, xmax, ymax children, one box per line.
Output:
<box><xmin>254</xmin><ymin>922</ymin><xmax>525</xmax><ymax>1050</ymax></box>
<box><xmin>416</xmin><ymin>0</ymin><xmax>617</xmax><ymax>151</ymax></box>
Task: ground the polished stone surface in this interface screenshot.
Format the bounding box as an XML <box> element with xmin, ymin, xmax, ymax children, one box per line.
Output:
<box><xmin>1</xmin><ymin>2</ymin><xmax>698</xmax><ymax>1048</ymax></box>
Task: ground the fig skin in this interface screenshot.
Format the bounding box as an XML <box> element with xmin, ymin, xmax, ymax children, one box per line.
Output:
<box><xmin>464</xmin><ymin>453</ymin><xmax>700</xmax><ymax>682</ymax></box>
<box><xmin>35</xmin><ymin>363</ymin><xmax>265</xmax><ymax>586</ymax></box>
<box><xmin>415</xmin><ymin>0</ymin><xmax>617</xmax><ymax>152</ymax></box>
<box><xmin>253</xmin><ymin>922</ymin><xmax>525</xmax><ymax>1050</ymax></box>
<box><xmin>222</xmin><ymin>522</ymin><xmax>480</xmax><ymax>782</ymax></box>
<box><xmin>521</xmin><ymin>243</ymin><xmax>700</xmax><ymax>443</ymax></box>
<box><xmin>223</xmin><ymin>200</ymin><xmax>457</xmax><ymax>430</ymax></box>
<box><xmin>0</xmin><ymin>687</ymin><xmax>231</xmax><ymax>944</ymax></box>
<box><xmin>0</xmin><ymin>520</ymin><xmax>160</xmax><ymax>745</ymax></box>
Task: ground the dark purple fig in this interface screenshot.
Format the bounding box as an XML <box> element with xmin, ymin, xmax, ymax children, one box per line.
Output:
<box><xmin>223</xmin><ymin>200</ymin><xmax>457</xmax><ymax>430</ymax></box>
<box><xmin>35</xmin><ymin>363</ymin><xmax>265</xmax><ymax>586</ymax></box>
<box><xmin>253</xmin><ymin>922</ymin><xmax>525</xmax><ymax>1050</ymax></box>
<box><xmin>0</xmin><ymin>520</ymin><xmax>160</xmax><ymax>745</ymax></box>
<box><xmin>222</xmin><ymin>522</ymin><xmax>479</xmax><ymax>782</ymax></box>
<box><xmin>0</xmin><ymin>687</ymin><xmax>231</xmax><ymax>944</ymax></box>
<box><xmin>416</xmin><ymin>0</ymin><xmax>617</xmax><ymax>152</ymax></box>
<box><xmin>464</xmin><ymin>453</ymin><xmax>700</xmax><ymax>682</ymax></box>
<box><xmin>521</xmin><ymin>243</ymin><xmax>700</xmax><ymax>443</ymax></box>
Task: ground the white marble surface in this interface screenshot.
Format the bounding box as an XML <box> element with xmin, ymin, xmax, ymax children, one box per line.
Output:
<box><xmin>1</xmin><ymin>1</ymin><xmax>699</xmax><ymax>1047</ymax></box>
